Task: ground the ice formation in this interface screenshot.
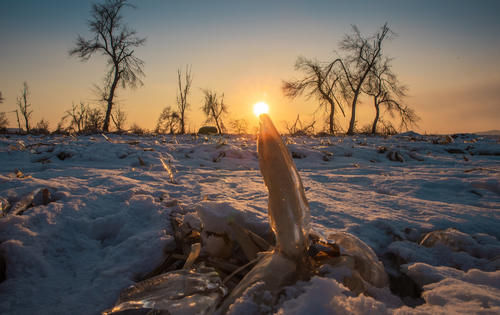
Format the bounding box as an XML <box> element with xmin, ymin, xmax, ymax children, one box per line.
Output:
<box><xmin>257</xmin><ymin>114</ymin><xmax>311</xmax><ymax>260</ymax></box>
<box><xmin>103</xmin><ymin>267</ymin><xmax>226</xmax><ymax>314</ymax></box>
<box><xmin>220</xmin><ymin>113</ymin><xmax>394</xmax><ymax>312</ymax></box>
<box><xmin>219</xmin><ymin>113</ymin><xmax>313</xmax><ymax>312</ymax></box>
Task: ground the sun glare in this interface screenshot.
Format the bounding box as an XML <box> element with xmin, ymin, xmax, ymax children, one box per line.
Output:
<box><xmin>253</xmin><ymin>102</ymin><xmax>269</xmax><ymax>117</ymax></box>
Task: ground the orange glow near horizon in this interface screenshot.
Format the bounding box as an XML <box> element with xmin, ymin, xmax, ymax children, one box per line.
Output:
<box><xmin>253</xmin><ymin>102</ymin><xmax>269</xmax><ymax>117</ymax></box>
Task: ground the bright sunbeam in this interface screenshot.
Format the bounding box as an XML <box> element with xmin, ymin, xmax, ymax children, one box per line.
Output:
<box><xmin>253</xmin><ymin>102</ymin><xmax>269</xmax><ymax>117</ymax></box>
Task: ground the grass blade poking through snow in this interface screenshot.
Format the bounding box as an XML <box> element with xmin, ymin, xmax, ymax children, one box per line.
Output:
<box><xmin>160</xmin><ymin>155</ymin><xmax>177</xmax><ymax>184</ymax></box>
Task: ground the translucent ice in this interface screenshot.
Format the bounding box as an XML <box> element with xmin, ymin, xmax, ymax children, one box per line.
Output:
<box><xmin>257</xmin><ymin>113</ymin><xmax>311</xmax><ymax>260</ymax></box>
<box><xmin>327</xmin><ymin>231</ymin><xmax>388</xmax><ymax>288</ymax></box>
<box><xmin>218</xmin><ymin>114</ymin><xmax>311</xmax><ymax>312</ymax></box>
<box><xmin>104</xmin><ymin>267</ymin><xmax>226</xmax><ymax>315</ymax></box>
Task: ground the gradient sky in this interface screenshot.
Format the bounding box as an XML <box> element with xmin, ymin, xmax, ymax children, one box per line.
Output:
<box><xmin>1</xmin><ymin>0</ymin><xmax>499</xmax><ymax>134</ymax></box>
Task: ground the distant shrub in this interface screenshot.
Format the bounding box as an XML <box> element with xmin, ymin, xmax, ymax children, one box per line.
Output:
<box><xmin>83</xmin><ymin>107</ymin><xmax>104</xmax><ymax>133</ymax></box>
<box><xmin>358</xmin><ymin>124</ymin><xmax>373</xmax><ymax>135</ymax></box>
<box><xmin>379</xmin><ymin>120</ymin><xmax>398</xmax><ymax>136</ymax></box>
<box><xmin>0</xmin><ymin>112</ymin><xmax>8</xmax><ymax>131</ymax></box>
<box><xmin>230</xmin><ymin>118</ymin><xmax>248</xmax><ymax>134</ymax></box>
<box><xmin>155</xmin><ymin>106</ymin><xmax>180</xmax><ymax>134</ymax></box>
<box><xmin>129</xmin><ymin>123</ymin><xmax>146</xmax><ymax>135</ymax></box>
<box><xmin>285</xmin><ymin>114</ymin><xmax>315</xmax><ymax>136</ymax></box>
<box><xmin>32</xmin><ymin>118</ymin><xmax>50</xmax><ymax>134</ymax></box>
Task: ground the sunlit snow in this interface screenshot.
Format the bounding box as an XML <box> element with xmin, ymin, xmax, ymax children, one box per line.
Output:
<box><xmin>0</xmin><ymin>132</ymin><xmax>499</xmax><ymax>314</ymax></box>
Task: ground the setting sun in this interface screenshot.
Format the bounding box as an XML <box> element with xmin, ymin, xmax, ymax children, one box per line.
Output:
<box><xmin>253</xmin><ymin>102</ymin><xmax>269</xmax><ymax>117</ymax></box>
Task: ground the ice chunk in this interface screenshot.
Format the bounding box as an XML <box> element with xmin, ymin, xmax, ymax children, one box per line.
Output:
<box><xmin>420</xmin><ymin>228</ymin><xmax>500</xmax><ymax>259</ymax></box>
<box><xmin>104</xmin><ymin>267</ymin><xmax>226</xmax><ymax>315</ymax></box>
<box><xmin>327</xmin><ymin>231</ymin><xmax>388</xmax><ymax>288</ymax></box>
<box><xmin>257</xmin><ymin>114</ymin><xmax>310</xmax><ymax>259</ymax></box>
<box><xmin>403</xmin><ymin>262</ymin><xmax>500</xmax><ymax>289</ymax></box>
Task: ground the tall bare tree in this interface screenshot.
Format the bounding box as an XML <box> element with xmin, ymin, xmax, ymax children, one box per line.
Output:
<box><xmin>17</xmin><ymin>82</ymin><xmax>32</xmax><ymax>133</ymax></box>
<box><xmin>176</xmin><ymin>65</ymin><xmax>192</xmax><ymax>134</ymax></box>
<box><xmin>364</xmin><ymin>58</ymin><xmax>419</xmax><ymax>133</ymax></box>
<box><xmin>337</xmin><ymin>23</ymin><xmax>392</xmax><ymax>134</ymax></box>
<box><xmin>0</xmin><ymin>92</ymin><xmax>4</xmax><ymax>104</ymax></box>
<box><xmin>202</xmin><ymin>89</ymin><xmax>227</xmax><ymax>135</ymax></box>
<box><xmin>283</xmin><ymin>57</ymin><xmax>346</xmax><ymax>134</ymax></box>
<box><xmin>70</xmin><ymin>0</ymin><xmax>145</xmax><ymax>132</ymax></box>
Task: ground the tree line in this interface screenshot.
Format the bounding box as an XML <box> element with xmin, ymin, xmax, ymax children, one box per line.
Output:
<box><xmin>0</xmin><ymin>0</ymin><xmax>418</xmax><ymax>136</ymax></box>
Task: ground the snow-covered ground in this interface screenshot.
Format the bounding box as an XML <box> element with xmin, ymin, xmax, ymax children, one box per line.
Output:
<box><xmin>0</xmin><ymin>132</ymin><xmax>499</xmax><ymax>314</ymax></box>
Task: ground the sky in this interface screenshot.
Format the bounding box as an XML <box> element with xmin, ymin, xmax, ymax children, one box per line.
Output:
<box><xmin>1</xmin><ymin>0</ymin><xmax>499</xmax><ymax>134</ymax></box>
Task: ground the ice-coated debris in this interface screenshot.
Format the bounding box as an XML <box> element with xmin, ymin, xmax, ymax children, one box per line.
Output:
<box><xmin>420</xmin><ymin>228</ymin><xmax>500</xmax><ymax>260</ymax></box>
<box><xmin>0</xmin><ymin>197</ymin><xmax>9</xmax><ymax>216</ymax></box>
<box><xmin>257</xmin><ymin>114</ymin><xmax>310</xmax><ymax>260</ymax></box>
<box><xmin>387</xmin><ymin>150</ymin><xmax>404</xmax><ymax>162</ymax></box>
<box><xmin>327</xmin><ymin>231</ymin><xmax>388</xmax><ymax>288</ymax></box>
<box><xmin>104</xmin><ymin>267</ymin><xmax>226</xmax><ymax>315</ymax></box>
<box><xmin>218</xmin><ymin>251</ymin><xmax>297</xmax><ymax>313</ymax></box>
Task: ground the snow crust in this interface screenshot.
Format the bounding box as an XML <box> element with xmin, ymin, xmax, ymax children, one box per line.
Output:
<box><xmin>0</xmin><ymin>133</ymin><xmax>499</xmax><ymax>314</ymax></box>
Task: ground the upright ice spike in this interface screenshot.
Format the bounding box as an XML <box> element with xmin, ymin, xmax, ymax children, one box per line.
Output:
<box><xmin>257</xmin><ymin>113</ymin><xmax>311</xmax><ymax>259</ymax></box>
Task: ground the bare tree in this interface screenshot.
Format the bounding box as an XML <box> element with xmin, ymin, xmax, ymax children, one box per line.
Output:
<box><xmin>0</xmin><ymin>91</ymin><xmax>4</xmax><ymax>104</ymax></box>
<box><xmin>337</xmin><ymin>23</ymin><xmax>392</xmax><ymax>134</ymax></box>
<box><xmin>17</xmin><ymin>82</ymin><xmax>33</xmax><ymax>133</ymax></box>
<box><xmin>64</xmin><ymin>102</ymin><xmax>88</xmax><ymax>133</ymax></box>
<box><xmin>86</xmin><ymin>107</ymin><xmax>104</xmax><ymax>132</ymax></box>
<box><xmin>111</xmin><ymin>104</ymin><xmax>127</xmax><ymax>132</ymax></box>
<box><xmin>283</xmin><ymin>57</ymin><xmax>346</xmax><ymax>134</ymax></box>
<box><xmin>176</xmin><ymin>65</ymin><xmax>192</xmax><ymax>134</ymax></box>
<box><xmin>230</xmin><ymin>118</ymin><xmax>248</xmax><ymax>134</ymax></box>
<box><xmin>33</xmin><ymin>119</ymin><xmax>50</xmax><ymax>134</ymax></box>
<box><xmin>285</xmin><ymin>114</ymin><xmax>316</xmax><ymax>136</ymax></box>
<box><xmin>70</xmin><ymin>0</ymin><xmax>146</xmax><ymax>132</ymax></box>
<box><xmin>364</xmin><ymin>58</ymin><xmax>419</xmax><ymax>133</ymax></box>
<box><xmin>201</xmin><ymin>89</ymin><xmax>227</xmax><ymax>135</ymax></box>
<box><xmin>155</xmin><ymin>106</ymin><xmax>180</xmax><ymax>134</ymax></box>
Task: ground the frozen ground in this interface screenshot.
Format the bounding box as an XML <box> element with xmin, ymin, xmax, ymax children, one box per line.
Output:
<box><xmin>0</xmin><ymin>132</ymin><xmax>499</xmax><ymax>314</ymax></box>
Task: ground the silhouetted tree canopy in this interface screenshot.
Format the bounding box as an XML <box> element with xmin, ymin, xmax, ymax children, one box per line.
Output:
<box><xmin>338</xmin><ymin>23</ymin><xmax>392</xmax><ymax>134</ymax></box>
<box><xmin>283</xmin><ymin>57</ymin><xmax>346</xmax><ymax>134</ymax></box>
<box><xmin>17</xmin><ymin>82</ymin><xmax>32</xmax><ymax>133</ymax></box>
<box><xmin>363</xmin><ymin>57</ymin><xmax>419</xmax><ymax>133</ymax></box>
<box><xmin>202</xmin><ymin>90</ymin><xmax>227</xmax><ymax>135</ymax></box>
<box><xmin>176</xmin><ymin>66</ymin><xmax>192</xmax><ymax>134</ymax></box>
<box><xmin>155</xmin><ymin>106</ymin><xmax>180</xmax><ymax>134</ymax></box>
<box><xmin>70</xmin><ymin>0</ymin><xmax>145</xmax><ymax>132</ymax></box>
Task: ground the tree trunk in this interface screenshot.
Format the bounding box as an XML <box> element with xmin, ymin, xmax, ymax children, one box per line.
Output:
<box><xmin>103</xmin><ymin>67</ymin><xmax>120</xmax><ymax>132</ymax></box>
<box><xmin>15</xmin><ymin>110</ymin><xmax>21</xmax><ymax>131</ymax></box>
<box><xmin>180</xmin><ymin>112</ymin><xmax>185</xmax><ymax>134</ymax></box>
<box><xmin>328</xmin><ymin>100</ymin><xmax>335</xmax><ymax>134</ymax></box>
<box><xmin>347</xmin><ymin>89</ymin><xmax>360</xmax><ymax>135</ymax></box>
<box><xmin>211</xmin><ymin>108</ymin><xmax>222</xmax><ymax>135</ymax></box>
<box><xmin>347</xmin><ymin>54</ymin><xmax>380</xmax><ymax>135</ymax></box>
<box><xmin>371</xmin><ymin>98</ymin><xmax>380</xmax><ymax>134</ymax></box>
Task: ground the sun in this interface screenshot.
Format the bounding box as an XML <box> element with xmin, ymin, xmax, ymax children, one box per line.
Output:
<box><xmin>253</xmin><ymin>102</ymin><xmax>269</xmax><ymax>117</ymax></box>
